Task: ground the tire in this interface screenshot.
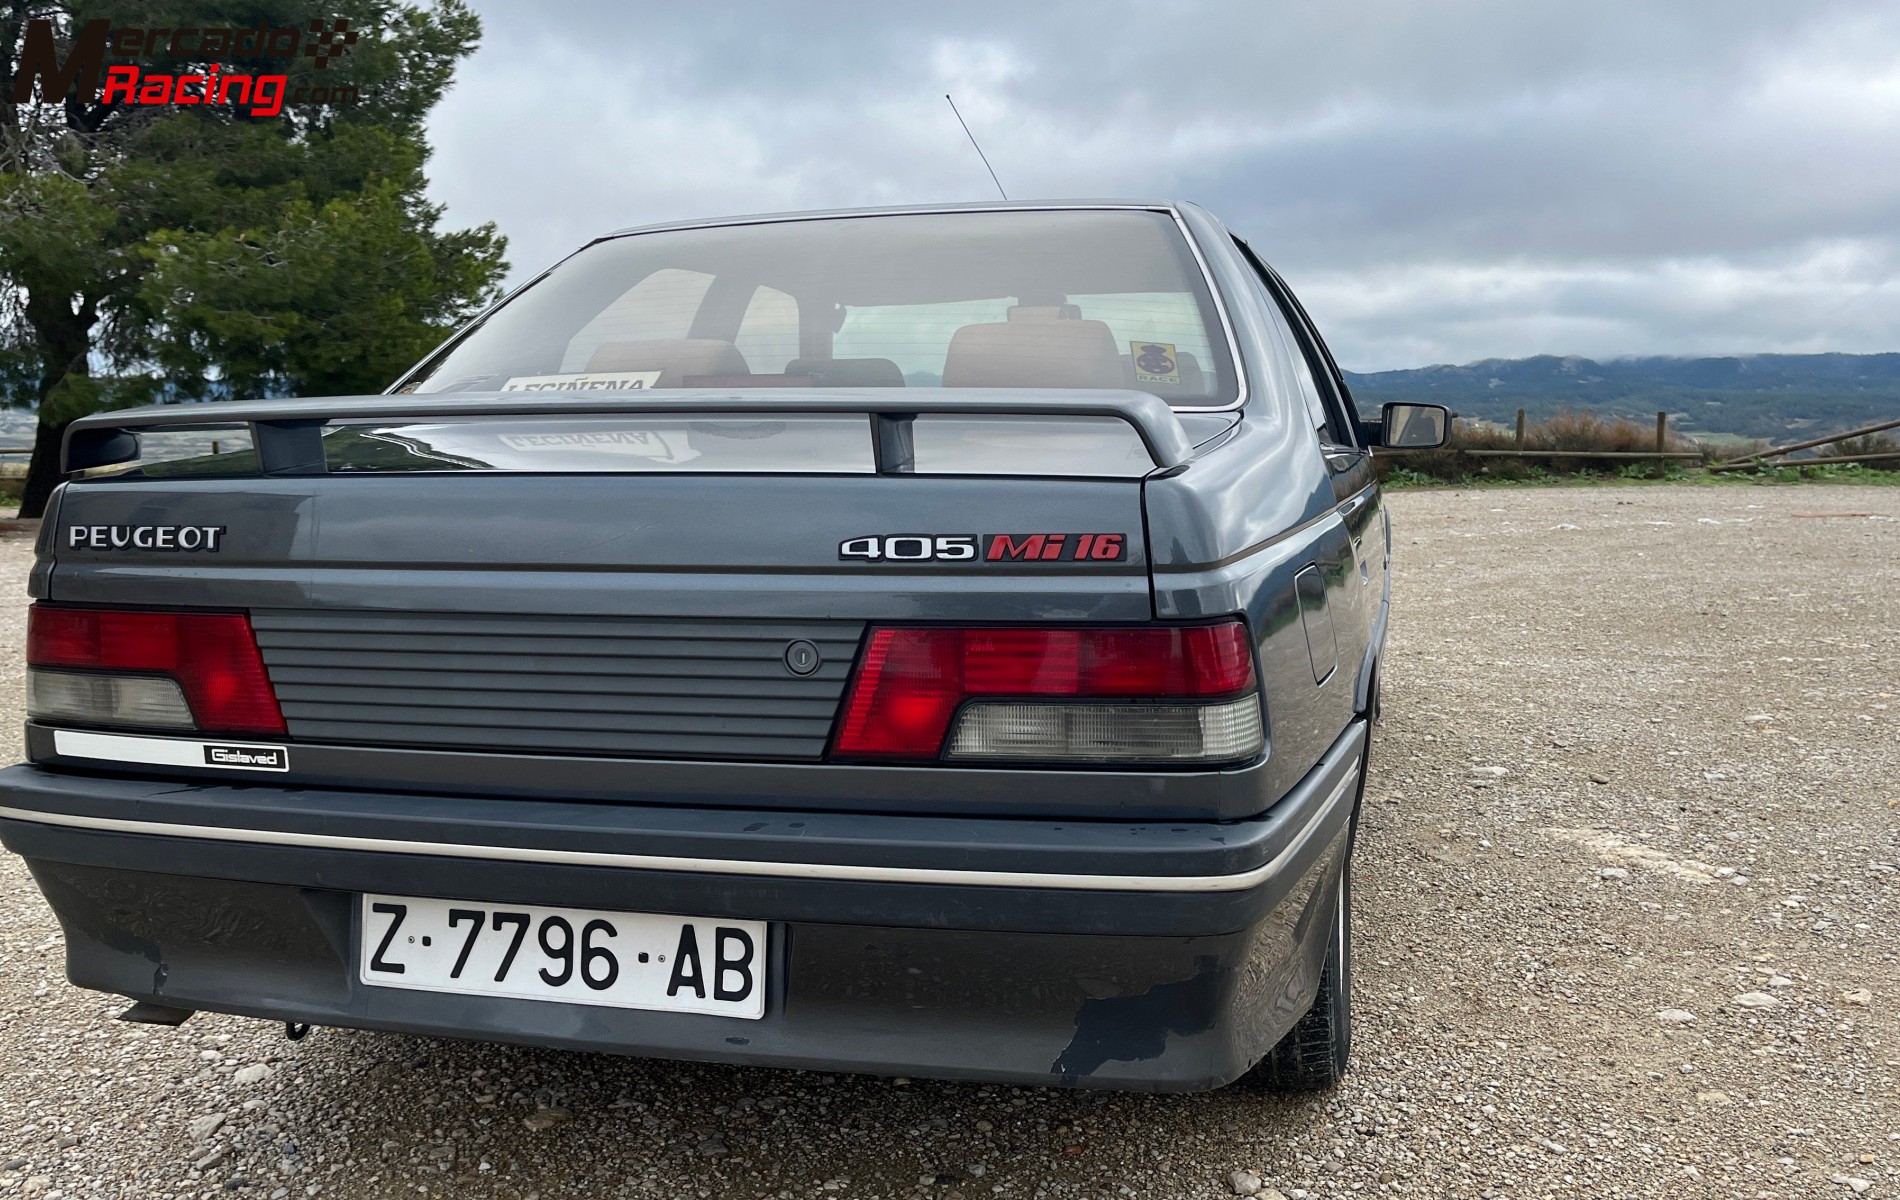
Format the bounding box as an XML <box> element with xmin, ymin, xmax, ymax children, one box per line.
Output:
<box><xmin>1250</xmin><ymin>865</ymin><xmax>1352</xmax><ymax>1091</ymax></box>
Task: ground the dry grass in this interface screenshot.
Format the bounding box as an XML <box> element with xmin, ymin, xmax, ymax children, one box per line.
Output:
<box><xmin>1827</xmin><ymin>431</ymin><xmax>1900</xmax><ymax>467</ymax></box>
<box><xmin>1377</xmin><ymin>409</ymin><xmax>1707</xmax><ymax>483</ymax></box>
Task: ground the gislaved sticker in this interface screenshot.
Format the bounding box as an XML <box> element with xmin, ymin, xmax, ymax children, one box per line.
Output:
<box><xmin>203</xmin><ymin>744</ymin><xmax>289</xmax><ymax>771</ymax></box>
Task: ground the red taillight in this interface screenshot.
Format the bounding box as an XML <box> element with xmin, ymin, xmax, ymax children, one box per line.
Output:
<box><xmin>28</xmin><ymin>605</ymin><xmax>286</xmax><ymax>735</ymax></box>
<box><xmin>832</xmin><ymin>621</ymin><xmax>1256</xmax><ymax>760</ymax></box>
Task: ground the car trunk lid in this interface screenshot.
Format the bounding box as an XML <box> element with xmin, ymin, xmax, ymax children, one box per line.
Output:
<box><xmin>45</xmin><ymin>390</ymin><xmax>1180</xmax><ymax>765</ymax></box>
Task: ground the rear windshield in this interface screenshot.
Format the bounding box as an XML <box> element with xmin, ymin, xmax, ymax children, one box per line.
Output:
<box><xmin>399</xmin><ymin>210</ymin><xmax>1237</xmax><ymax>408</ymax></box>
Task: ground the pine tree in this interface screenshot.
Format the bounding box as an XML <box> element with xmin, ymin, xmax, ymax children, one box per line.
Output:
<box><xmin>0</xmin><ymin>0</ymin><xmax>506</xmax><ymax>516</ymax></box>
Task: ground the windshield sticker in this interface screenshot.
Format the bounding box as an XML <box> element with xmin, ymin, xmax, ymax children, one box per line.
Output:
<box><xmin>495</xmin><ymin>429</ymin><xmax>699</xmax><ymax>463</ymax></box>
<box><xmin>1130</xmin><ymin>342</ymin><xmax>1181</xmax><ymax>385</ymax></box>
<box><xmin>500</xmin><ymin>371</ymin><xmax>663</xmax><ymax>392</ymax></box>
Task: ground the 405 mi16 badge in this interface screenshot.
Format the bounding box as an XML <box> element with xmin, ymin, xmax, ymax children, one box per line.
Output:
<box><xmin>839</xmin><ymin>533</ymin><xmax>1127</xmax><ymax>562</ymax></box>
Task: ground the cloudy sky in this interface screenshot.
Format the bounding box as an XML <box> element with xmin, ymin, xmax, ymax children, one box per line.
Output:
<box><xmin>422</xmin><ymin>0</ymin><xmax>1900</xmax><ymax>372</ymax></box>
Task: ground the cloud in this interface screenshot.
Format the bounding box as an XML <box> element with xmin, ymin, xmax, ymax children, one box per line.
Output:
<box><xmin>1297</xmin><ymin>239</ymin><xmax>1900</xmax><ymax>367</ymax></box>
<box><xmin>424</xmin><ymin>0</ymin><xmax>1900</xmax><ymax>369</ymax></box>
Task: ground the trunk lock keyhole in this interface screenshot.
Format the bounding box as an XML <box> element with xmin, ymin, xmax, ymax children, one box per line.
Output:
<box><xmin>783</xmin><ymin>640</ymin><xmax>822</xmax><ymax>676</ymax></box>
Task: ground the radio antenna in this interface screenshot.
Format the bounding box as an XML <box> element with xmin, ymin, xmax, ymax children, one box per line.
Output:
<box><xmin>945</xmin><ymin>94</ymin><xmax>1008</xmax><ymax>200</ymax></box>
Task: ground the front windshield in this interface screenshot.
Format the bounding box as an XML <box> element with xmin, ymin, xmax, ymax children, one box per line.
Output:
<box><xmin>398</xmin><ymin>209</ymin><xmax>1237</xmax><ymax>408</ymax></box>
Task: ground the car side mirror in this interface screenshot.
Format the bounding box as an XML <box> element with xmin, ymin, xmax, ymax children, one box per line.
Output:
<box><xmin>1373</xmin><ymin>402</ymin><xmax>1449</xmax><ymax>449</ymax></box>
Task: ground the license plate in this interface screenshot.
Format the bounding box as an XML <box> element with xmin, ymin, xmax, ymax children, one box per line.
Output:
<box><xmin>357</xmin><ymin>894</ymin><xmax>767</xmax><ymax>1019</ymax></box>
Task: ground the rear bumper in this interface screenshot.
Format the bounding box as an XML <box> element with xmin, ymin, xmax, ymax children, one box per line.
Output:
<box><xmin>0</xmin><ymin>722</ymin><xmax>1364</xmax><ymax>1090</ymax></box>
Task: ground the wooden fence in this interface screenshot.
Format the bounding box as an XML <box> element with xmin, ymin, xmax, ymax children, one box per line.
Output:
<box><xmin>1377</xmin><ymin>410</ymin><xmax>1697</xmax><ymax>478</ymax></box>
<box><xmin>1378</xmin><ymin>410</ymin><xmax>1900</xmax><ymax>477</ymax></box>
<box><xmin>1707</xmin><ymin>416</ymin><xmax>1900</xmax><ymax>472</ymax></box>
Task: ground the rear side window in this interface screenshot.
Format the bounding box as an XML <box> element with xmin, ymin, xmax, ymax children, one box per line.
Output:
<box><xmin>1232</xmin><ymin>238</ymin><xmax>1359</xmax><ymax>446</ymax></box>
<box><xmin>399</xmin><ymin>210</ymin><xmax>1238</xmax><ymax>407</ymax></box>
<box><xmin>1279</xmin><ymin>324</ymin><xmax>1332</xmax><ymax>438</ymax></box>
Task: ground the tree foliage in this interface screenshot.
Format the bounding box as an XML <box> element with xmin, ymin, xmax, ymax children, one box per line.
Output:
<box><xmin>0</xmin><ymin>0</ymin><xmax>507</xmax><ymax>515</ymax></box>
<box><xmin>141</xmin><ymin>178</ymin><xmax>505</xmax><ymax>397</ymax></box>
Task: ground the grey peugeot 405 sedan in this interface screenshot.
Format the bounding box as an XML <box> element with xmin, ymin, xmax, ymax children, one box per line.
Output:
<box><xmin>0</xmin><ymin>200</ymin><xmax>1445</xmax><ymax>1091</ymax></box>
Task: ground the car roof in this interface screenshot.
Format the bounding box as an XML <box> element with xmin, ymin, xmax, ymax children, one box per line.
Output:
<box><xmin>601</xmin><ymin>199</ymin><xmax>1194</xmax><ymax>240</ymax></box>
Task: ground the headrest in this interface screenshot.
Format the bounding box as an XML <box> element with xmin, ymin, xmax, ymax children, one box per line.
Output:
<box><xmin>1007</xmin><ymin>304</ymin><xmax>1082</xmax><ymax>321</ymax></box>
<box><xmin>942</xmin><ymin>318</ymin><xmax>1125</xmax><ymax>390</ymax></box>
<box><xmin>786</xmin><ymin>357</ymin><xmax>906</xmax><ymax>388</ymax></box>
<box><xmin>585</xmin><ymin>339</ymin><xmax>750</xmax><ymax>386</ymax></box>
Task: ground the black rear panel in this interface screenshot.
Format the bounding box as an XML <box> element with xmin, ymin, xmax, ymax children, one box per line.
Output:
<box><xmin>251</xmin><ymin>611</ymin><xmax>864</xmax><ymax>761</ymax></box>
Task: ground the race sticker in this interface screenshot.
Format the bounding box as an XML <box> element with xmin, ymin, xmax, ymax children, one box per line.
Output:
<box><xmin>1130</xmin><ymin>342</ymin><xmax>1181</xmax><ymax>385</ymax></box>
<box><xmin>496</xmin><ymin>429</ymin><xmax>699</xmax><ymax>463</ymax></box>
<box><xmin>500</xmin><ymin>371</ymin><xmax>663</xmax><ymax>392</ymax></box>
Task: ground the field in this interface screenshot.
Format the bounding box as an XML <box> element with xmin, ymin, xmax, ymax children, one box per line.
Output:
<box><xmin>0</xmin><ymin>485</ymin><xmax>1896</xmax><ymax>1199</ymax></box>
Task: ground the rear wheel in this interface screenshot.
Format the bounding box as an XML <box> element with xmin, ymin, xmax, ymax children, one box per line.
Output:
<box><xmin>1250</xmin><ymin>865</ymin><xmax>1352</xmax><ymax>1090</ymax></box>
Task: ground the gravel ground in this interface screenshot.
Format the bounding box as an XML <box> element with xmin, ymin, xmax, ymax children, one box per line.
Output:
<box><xmin>0</xmin><ymin>483</ymin><xmax>1896</xmax><ymax>1200</ymax></box>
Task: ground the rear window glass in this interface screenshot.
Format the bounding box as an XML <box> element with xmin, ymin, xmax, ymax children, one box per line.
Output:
<box><xmin>313</xmin><ymin>414</ymin><xmax>1152</xmax><ymax>476</ymax></box>
<box><xmin>559</xmin><ymin>268</ymin><xmax>714</xmax><ymax>373</ymax></box>
<box><xmin>909</xmin><ymin>415</ymin><xmax>1152</xmax><ymax>477</ymax></box>
<box><xmin>82</xmin><ymin>425</ymin><xmax>258</xmax><ymax>480</ymax></box>
<box><xmin>400</xmin><ymin>210</ymin><xmax>1235</xmax><ymax>407</ymax></box>
<box><xmin>322</xmin><ymin>416</ymin><xmax>877</xmax><ymax>474</ymax></box>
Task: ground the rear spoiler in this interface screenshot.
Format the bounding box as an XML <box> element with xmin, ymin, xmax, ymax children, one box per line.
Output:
<box><xmin>64</xmin><ymin>388</ymin><xmax>1198</xmax><ymax>476</ymax></box>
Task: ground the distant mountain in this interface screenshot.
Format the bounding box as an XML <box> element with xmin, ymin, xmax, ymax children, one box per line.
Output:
<box><xmin>1342</xmin><ymin>353</ymin><xmax>1900</xmax><ymax>441</ymax></box>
